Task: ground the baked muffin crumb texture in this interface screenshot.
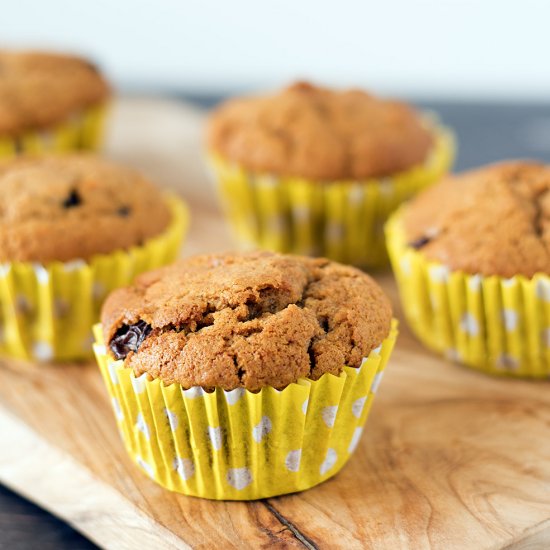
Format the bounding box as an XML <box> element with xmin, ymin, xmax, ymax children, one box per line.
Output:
<box><xmin>102</xmin><ymin>251</ymin><xmax>393</xmax><ymax>391</ymax></box>
<box><xmin>402</xmin><ymin>161</ymin><xmax>550</xmax><ymax>278</ymax></box>
<box><xmin>0</xmin><ymin>50</ymin><xmax>110</xmax><ymax>136</ymax></box>
<box><xmin>207</xmin><ymin>81</ymin><xmax>434</xmax><ymax>180</ymax></box>
<box><xmin>0</xmin><ymin>154</ymin><xmax>170</xmax><ymax>263</ymax></box>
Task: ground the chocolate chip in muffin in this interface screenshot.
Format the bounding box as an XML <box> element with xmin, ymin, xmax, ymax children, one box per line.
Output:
<box><xmin>409</xmin><ymin>235</ymin><xmax>431</xmax><ymax>249</ymax></box>
<box><xmin>408</xmin><ymin>227</ymin><xmax>440</xmax><ymax>250</ymax></box>
<box><xmin>110</xmin><ymin>320</ymin><xmax>152</xmax><ymax>360</ymax></box>
<box><xmin>62</xmin><ymin>189</ymin><xmax>82</xmax><ymax>208</ymax></box>
<box><xmin>117</xmin><ymin>205</ymin><xmax>131</xmax><ymax>217</ymax></box>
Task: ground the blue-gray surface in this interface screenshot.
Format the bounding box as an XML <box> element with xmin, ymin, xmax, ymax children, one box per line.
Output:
<box><xmin>1</xmin><ymin>96</ymin><xmax>549</xmax><ymax>550</ymax></box>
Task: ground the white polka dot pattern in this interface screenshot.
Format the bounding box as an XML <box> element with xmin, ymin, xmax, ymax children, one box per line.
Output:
<box><xmin>285</xmin><ymin>449</ymin><xmax>302</xmax><ymax>472</ymax></box>
<box><xmin>428</xmin><ymin>264</ymin><xmax>449</xmax><ymax>283</ymax></box>
<box><xmin>174</xmin><ymin>457</ymin><xmax>195</xmax><ymax>481</ymax></box>
<box><xmin>108</xmin><ymin>361</ymin><xmax>119</xmax><ymax>384</ymax></box>
<box><xmin>502</xmin><ymin>278</ymin><xmax>517</xmax><ymax>288</ymax></box>
<box><xmin>33</xmin><ymin>264</ymin><xmax>50</xmax><ymax>285</ymax></box>
<box><xmin>460</xmin><ymin>313</ymin><xmax>479</xmax><ymax>336</ymax></box>
<box><xmin>252</xmin><ymin>416</ymin><xmax>272</xmax><ymax>443</ymax></box>
<box><xmin>164</xmin><ymin>408</ymin><xmax>179</xmax><ymax>431</ymax></box>
<box><xmin>112</xmin><ymin>398</ymin><xmax>124</xmax><ymax>421</ymax></box>
<box><xmin>348</xmin><ymin>427</ymin><xmax>363</xmax><ymax>454</ymax></box>
<box><xmin>183</xmin><ymin>387</ymin><xmax>205</xmax><ymax>399</ymax></box>
<box><xmin>502</xmin><ymin>309</ymin><xmax>518</xmax><ymax>332</ymax></box>
<box><xmin>326</xmin><ymin>222</ymin><xmax>344</xmax><ymax>241</ymax></box>
<box><xmin>357</xmin><ymin>356</ymin><xmax>368</xmax><ymax>373</ymax></box>
<box><xmin>94</xmin><ymin>344</ymin><xmax>107</xmax><ymax>356</ymax></box>
<box><xmin>135</xmin><ymin>412</ymin><xmax>150</xmax><ymax>440</ymax></box>
<box><xmin>352</xmin><ymin>396</ymin><xmax>367</xmax><ymax>419</ymax></box>
<box><xmin>496</xmin><ymin>354</ymin><xmax>519</xmax><ymax>371</ymax></box>
<box><xmin>292</xmin><ymin>205</ymin><xmax>310</xmax><ymax>223</ymax></box>
<box><xmin>208</xmin><ymin>426</ymin><xmax>223</xmax><ymax>451</ymax></box>
<box><xmin>446</xmin><ymin>348</ymin><xmax>461</xmax><ymax>362</ymax></box>
<box><xmin>400</xmin><ymin>256</ymin><xmax>412</xmax><ymax>276</ymax></box>
<box><xmin>131</xmin><ymin>374</ymin><xmax>147</xmax><ymax>394</ymax></box>
<box><xmin>64</xmin><ymin>259</ymin><xmax>86</xmax><ymax>272</ymax></box>
<box><xmin>92</xmin><ymin>281</ymin><xmax>106</xmax><ymax>301</ymax></box>
<box><xmin>321</xmin><ymin>406</ymin><xmax>338</xmax><ymax>428</ymax></box>
<box><xmin>320</xmin><ymin>448</ymin><xmax>338</xmax><ymax>476</ymax></box>
<box><xmin>371</xmin><ymin>371</ymin><xmax>384</xmax><ymax>394</ymax></box>
<box><xmin>537</xmin><ymin>279</ymin><xmax>550</xmax><ymax>301</ymax></box>
<box><xmin>468</xmin><ymin>274</ymin><xmax>482</xmax><ymax>291</ymax></box>
<box><xmin>32</xmin><ymin>341</ymin><xmax>53</xmax><ymax>362</ymax></box>
<box><xmin>224</xmin><ymin>387</ymin><xmax>245</xmax><ymax>405</ymax></box>
<box><xmin>227</xmin><ymin>468</ymin><xmax>253</xmax><ymax>490</ymax></box>
<box><xmin>136</xmin><ymin>456</ymin><xmax>155</xmax><ymax>479</ymax></box>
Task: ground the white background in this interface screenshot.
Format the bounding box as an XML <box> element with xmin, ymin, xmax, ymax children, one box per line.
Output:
<box><xmin>1</xmin><ymin>0</ymin><xmax>549</xmax><ymax>100</ymax></box>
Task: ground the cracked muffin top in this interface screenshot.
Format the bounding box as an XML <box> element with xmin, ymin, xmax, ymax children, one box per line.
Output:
<box><xmin>401</xmin><ymin>161</ymin><xmax>550</xmax><ymax>278</ymax></box>
<box><xmin>0</xmin><ymin>154</ymin><xmax>170</xmax><ymax>263</ymax></box>
<box><xmin>206</xmin><ymin>81</ymin><xmax>434</xmax><ymax>181</ymax></box>
<box><xmin>101</xmin><ymin>251</ymin><xmax>393</xmax><ymax>391</ymax></box>
<box><xmin>0</xmin><ymin>50</ymin><xmax>110</xmax><ymax>137</ymax></box>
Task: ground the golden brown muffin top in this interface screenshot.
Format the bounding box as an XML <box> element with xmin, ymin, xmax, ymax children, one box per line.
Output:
<box><xmin>101</xmin><ymin>251</ymin><xmax>392</xmax><ymax>391</ymax></box>
<box><xmin>401</xmin><ymin>161</ymin><xmax>550</xmax><ymax>278</ymax></box>
<box><xmin>0</xmin><ymin>50</ymin><xmax>110</xmax><ymax>136</ymax></box>
<box><xmin>0</xmin><ymin>154</ymin><xmax>170</xmax><ymax>263</ymax></box>
<box><xmin>206</xmin><ymin>81</ymin><xmax>434</xmax><ymax>180</ymax></box>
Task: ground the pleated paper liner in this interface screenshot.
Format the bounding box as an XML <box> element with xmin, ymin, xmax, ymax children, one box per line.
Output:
<box><xmin>209</xmin><ymin>121</ymin><xmax>454</xmax><ymax>268</ymax></box>
<box><xmin>0</xmin><ymin>102</ymin><xmax>108</xmax><ymax>158</ymax></box>
<box><xmin>386</xmin><ymin>212</ymin><xmax>550</xmax><ymax>377</ymax></box>
<box><xmin>0</xmin><ymin>195</ymin><xmax>188</xmax><ymax>362</ymax></box>
<box><xmin>93</xmin><ymin>321</ymin><xmax>397</xmax><ymax>500</ymax></box>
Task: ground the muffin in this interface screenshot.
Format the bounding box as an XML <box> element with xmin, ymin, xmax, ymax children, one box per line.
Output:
<box><xmin>94</xmin><ymin>251</ymin><xmax>397</xmax><ymax>499</ymax></box>
<box><xmin>386</xmin><ymin>161</ymin><xmax>550</xmax><ymax>377</ymax></box>
<box><xmin>206</xmin><ymin>81</ymin><xmax>454</xmax><ymax>267</ymax></box>
<box><xmin>0</xmin><ymin>50</ymin><xmax>110</xmax><ymax>156</ymax></box>
<box><xmin>0</xmin><ymin>154</ymin><xmax>188</xmax><ymax>361</ymax></box>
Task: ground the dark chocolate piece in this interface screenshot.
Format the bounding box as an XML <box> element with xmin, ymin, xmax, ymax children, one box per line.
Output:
<box><xmin>62</xmin><ymin>189</ymin><xmax>82</xmax><ymax>208</ymax></box>
<box><xmin>110</xmin><ymin>320</ymin><xmax>152</xmax><ymax>360</ymax></box>
<box><xmin>117</xmin><ymin>206</ymin><xmax>131</xmax><ymax>217</ymax></box>
<box><xmin>409</xmin><ymin>235</ymin><xmax>431</xmax><ymax>249</ymax></box>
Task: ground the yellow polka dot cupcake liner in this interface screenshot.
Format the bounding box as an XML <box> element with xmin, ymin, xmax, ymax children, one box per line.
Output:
<box><xmin>0</xmin><ymin>195</ymin><xmax>188</xmax><ymax>362</ymax></box>
<box><xmin>386</xmin><ymin>212</ymin><xmax>550</xmax><ymax>377</ymax></box>
<box><xmin>93</xmin><ymin>321</ymin><xmax>397</xmax><ymax>500</ymax></box>
<box><xmin>0</xmin><ymin>103</ymin><xmax>109</xmax><ymax>158</ymax></box>
<box><xmin>209</xmin><ymin>121</ymin><xmax>454</xmax><ymax>268</ymax></box>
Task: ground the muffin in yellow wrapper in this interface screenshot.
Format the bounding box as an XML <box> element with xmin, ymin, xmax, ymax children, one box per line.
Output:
<box><xmin>93</xmin><ymin>321</ymin><xmax>397</xmax><ymax>500</ymax></box>
<box><xmin>0</xmin><ymin>103</ymin><xmax>109</xmax><ymax>158</ymax></box>
<box><xmin>386</xmin><ymin>212</ymin><xmax>550</xmax><ymax>377</ymax></box>
<box><xmin>0</xmin><ymin>195</ymin><xmax>188</xmax><ymax>362</ymax></box>
<box><xmin>209</xmin><ymin>124</ymin><xmax>454</xmax><ymax>268</ymax></box>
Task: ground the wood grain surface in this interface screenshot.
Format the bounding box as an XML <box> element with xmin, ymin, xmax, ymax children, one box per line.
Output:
<box><xmin>0</xmin><ymin>98</ymin><xmax>550</xmax><ymax>550</ymax></box>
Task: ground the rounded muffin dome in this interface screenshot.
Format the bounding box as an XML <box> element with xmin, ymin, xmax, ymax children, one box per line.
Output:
<box><xmin>0</xmin><ymin>154</ymin><xmax>171</xmax><ymax>263</ymax></box>
<box><xmin>207</xmin><ymin>81</ymin><xmax>434</xmax><ymax>181</ymax></box>
<box><xmin>101</xmin><ymin>251</ymin><xmax>393</xmax><ymax>391</ymax></box>
<box><xmin>0</xmin><ymin>49</ymin><xmax>110</xmax><ymax>136</ymax></box>
<box><xmin>401</xmin><ymin>161</ymin><xmax>550</xmax><ymax>278</ymax></box>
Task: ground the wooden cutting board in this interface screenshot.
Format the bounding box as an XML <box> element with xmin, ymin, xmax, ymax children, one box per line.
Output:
<box><xmin>1</xmin><ymin>98</ymin><xmax>550</xmax><ymax>550</ymax></box>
